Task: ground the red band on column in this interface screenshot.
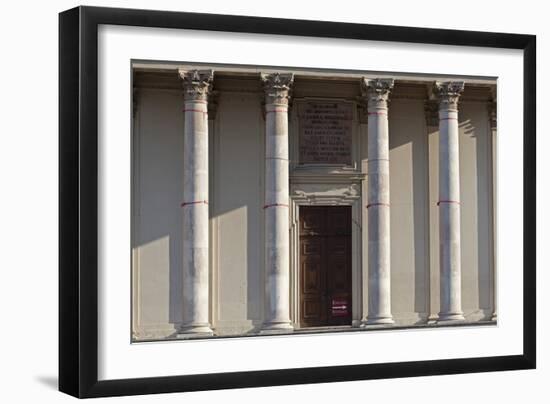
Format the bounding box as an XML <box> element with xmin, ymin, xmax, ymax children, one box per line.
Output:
<box><xmin>439</xmin><ymin>117</ymin><xmax>457</xmax><ymax>121</ymax></box>
<box><xmin>181</xmin><ymin>200</ymin><xmax>208</xmax><ymax>207</ymax></box>
<box><xmin>366</xmin><ymin>202</ymin><xmax>390</xmax><ymax>209</ymax></box>
<box><xmin>437</xmin><ymin>200</ymin><xmax>460</xmax><ymax>206</ymax></box>
<box><xmin>263</xmin><ymin>203</ymin><xmax>289</xmax><ymax>209</ymax></box>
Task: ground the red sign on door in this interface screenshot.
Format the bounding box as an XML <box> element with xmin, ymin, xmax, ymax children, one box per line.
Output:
<box><xmin>331</xmin><ymin>298</ymin><xmax>349</xmax><ymax>316</ymax></box>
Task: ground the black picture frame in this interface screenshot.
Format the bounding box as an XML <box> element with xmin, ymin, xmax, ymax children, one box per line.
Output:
<box><xmin>59</xmin><ymin>5</ymin><xmax>536</xmax><ymax>398</ymax></box>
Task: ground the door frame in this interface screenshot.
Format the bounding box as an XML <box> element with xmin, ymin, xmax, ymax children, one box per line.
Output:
<box><xmin>289</xmin><ymin>181</ymin><xmax>364</xmax><ymax>329</ymax></box>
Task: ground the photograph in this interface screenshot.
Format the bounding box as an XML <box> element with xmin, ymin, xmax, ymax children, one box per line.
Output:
<box><xmin>131</xmin><ymin>61</ymin><xmax>498</xmax><ymax>341</ymax></box>
<box><xmin>1</xmin><ymin>0</ymin><xmax>545</xmax><ymax>402</ymax></box>
<box><xmin>55</xmin><ymin>4</ymin><xmax>536</xmax><ymax>398</ymax></box>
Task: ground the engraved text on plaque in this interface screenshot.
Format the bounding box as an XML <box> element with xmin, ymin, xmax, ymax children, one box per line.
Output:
<box><xmin>299</xmin><ymin>102</ymin><xmax>353</xmax><ymax>164</ymax></box>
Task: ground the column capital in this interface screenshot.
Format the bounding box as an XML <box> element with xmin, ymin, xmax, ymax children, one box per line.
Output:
<box><xmin>178</xmin><ymin>69</ymin><xmax>214</xmax><ymax>102</ymax></box>
<box><xmin>360</xmin><ymin>78</ymin><xmax>394</xmax><ymax>109</ymax></box>
<box><xmin>261</xmin><ymin>72</ymin><xmax>294</xmax><ymax>106</ymax></box>
<box><xmin>434</xmin><ymin>81</ymin><xmax>465</xmax><ymax>110</ymax></box>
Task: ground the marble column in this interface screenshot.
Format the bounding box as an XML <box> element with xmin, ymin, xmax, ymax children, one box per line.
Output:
<box><xmin>434</xmin><ymin>81</ymin><xmax>465</xmax><ymax>322</ymax></box>
<box><xmin>489</xmin><ymin>97</ymin><xmax>497</xmax><ymax>322</ymax></box>
<box><xmin>177</xmin><ymin>69</ymin><xmax>214</xmax><ymax>336</ymax></box>
<box><xmin>361</xmin><ymin>78</ymin><xmax>395</xmax><ymax>325</ymax></box>
<box><xmin>261</xmin><ymin>72</ymin><xmax>294</xmax><ymax>332</ymax></box>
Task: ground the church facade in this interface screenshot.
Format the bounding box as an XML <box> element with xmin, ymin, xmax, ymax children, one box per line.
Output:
<box><xmin>131</xmin><ymin>62</ymin><xmax>497</xmax><ymax>341</ymax></box>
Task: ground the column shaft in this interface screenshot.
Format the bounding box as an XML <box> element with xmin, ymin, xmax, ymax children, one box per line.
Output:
<box><xmin>489</xmin><ymin>99</ymin><xmax>497</xmax><ymax>322</ymax></box>
<box><xmin>435</xmin><ymin>81</ymin><xmax>465</xmax><ymax>322</ymax></box>
<box><xmin>178</xmin><ymin>69</ymin><xmax>214</xmax><ymax>335</ymax></box>
<box><xmin>361</xmin><ymin>78</ymin><xmax>394</xmax><ymax>325</ymax></box>
<box><xmin>261</xmin><ymin>73</ymin><xmax>293</xmax><ymax>331</ymax></box>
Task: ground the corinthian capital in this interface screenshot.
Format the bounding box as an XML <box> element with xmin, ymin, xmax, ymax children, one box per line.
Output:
<box><xmin>434</xmin><ymin>81</ymin><xmax>465</xmax><ymax>110</ymax></box>
<box><xmin>360</xmin><ymin>78</ymin><xmax>394</xmax><ymax>109</ymax></box>
<box><xmin>178</xmin><ymin>69</ymin><xmax>214</xmax><ymax>102</ymax></box>
<box><xmin>261</xmin><ymin>72</ymin><xmax>294</xmax><ymax>105</ymax></box>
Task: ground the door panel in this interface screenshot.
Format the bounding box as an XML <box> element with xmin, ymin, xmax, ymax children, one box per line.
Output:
<box><xmin>327</xmin><ymin>209</ymin><xmax>351</xmax><ymax>235</ymax></box>
<box><xmin>299</xmin><ymin>206</ymin><xmax>325</xmax><ymax>236</ymax></box>
<box><xmin>299</xmin><ymin>206</ymin><xmax>352</xmax><ymax>327</ymax></box>
<box><xmin>300</xmin><ymin>237</ymin><xmax>326</xmax><ymax>326</ymax></box>
<box><xmin>325</xmin><ymin>235</ymin><xmax>352</xmax><ymax>325</ymax></box>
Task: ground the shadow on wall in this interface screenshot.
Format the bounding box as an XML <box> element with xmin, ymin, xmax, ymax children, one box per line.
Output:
<box><xmin>211</xmin><ymin>92</ymin><xmax>264</xmax><ymax>333</ymax></box>
<box><xmin>388</xmin><ymin>99</ymin><xmax>430</xmax><ymax>322</ymax></box>
<box><xmin>460</xmin><ymin>114</ymin><xmax>493</xmax><ymax>319</ymax></box>
<box><xmin>132</xmin><ymin>91</ymin><xmax>264</xmax><ymax>336</ymax></box>
<box><xmin>385</xmin><ymin>101</ymin><xmax>493</xmax><ymax>322</ymax></box>
<box><xmin>132</xmin><ymin>90</ymin><xmax>186</xmax><ymax>334</ymax></box>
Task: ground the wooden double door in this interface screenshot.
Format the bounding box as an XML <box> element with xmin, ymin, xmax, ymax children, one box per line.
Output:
<box><xmin>299</xmin><ymin>206</ymin><xmax>352</xmax><ymax>327</ymax></box>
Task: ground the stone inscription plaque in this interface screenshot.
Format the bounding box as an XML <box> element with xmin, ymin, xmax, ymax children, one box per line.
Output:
<box><xmin>299</xmin><ymin>102</ymin><xmax>353</xmax><ymax>164</ymax></box>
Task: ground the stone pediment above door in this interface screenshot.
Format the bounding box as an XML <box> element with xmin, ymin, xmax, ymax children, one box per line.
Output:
<box><xmin>290</xmin><ymin>181</ymin><xmax>361</xmax><ymax>204</ymax></box>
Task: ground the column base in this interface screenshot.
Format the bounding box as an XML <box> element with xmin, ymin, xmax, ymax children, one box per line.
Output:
<box><xmin>176</xmin><ymin>323</ymin><xmax>214</xmax><ymax>339</ymax></box>
<box><xmin>436</xmin><ymin>312</ymin><xmax>465</xmax><ymax>323</ymax></box>
<box><xmin>259</xmin><ymin>321</ymin><xmax>294</xmax><ymax>335</ymax></box>
<box><xmin>351</xmin><ymin>319</ymin><xmax>363</xmax><ymax>328</ymax></box>
<box><xmin>427</xmin><ymin>314</ymin><xmax>439</xmax><ymax>325</ymax></box>
<box><xmin>361</xmin><ymin>316</ymin><xmax>395</xmax><ymax>327</ymax></box>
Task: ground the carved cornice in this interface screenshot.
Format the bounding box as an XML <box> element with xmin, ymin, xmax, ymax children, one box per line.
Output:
<box><xmin>360</xmin><ymin>78</ymin><xmax>395</xmax><ymax>109</ymax></box>
<box><xmin>178</xmin><ymin>69</ymin><xmax>214</xmax><ymax>102</ymax></box>
<box><xmin>290</xmin><ymin>182</ymin><xmax>362</xmax><ymax>205</ymax></box>
<box><xmin>261</xmin><ymin>72</ymin><xmax>294</xmax><ymax>105</ymax></box>
<box><xmin>434</xmin><ymin>81</ymin><xmax>465</xmax><ymax>110</ymax></box>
